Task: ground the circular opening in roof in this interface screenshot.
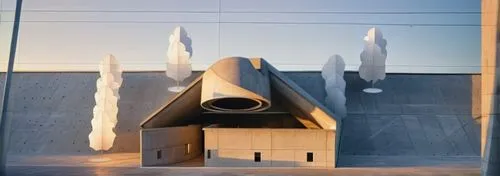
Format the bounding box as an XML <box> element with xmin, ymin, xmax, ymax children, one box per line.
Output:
<box><xmin>210</xmin><ymin>98</ymin><xmax>261</xmax><ymax>111</ymax></box>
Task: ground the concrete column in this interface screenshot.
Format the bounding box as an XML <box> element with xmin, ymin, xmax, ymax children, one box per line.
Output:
<box><xmin>481</xmin><ymin>0</ymin><xmax>500</xmax><ymax>175</ymax></box>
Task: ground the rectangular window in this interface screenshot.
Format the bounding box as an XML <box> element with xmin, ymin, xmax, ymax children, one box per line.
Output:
<box><xmin>207</xmin><ymin>150</ymin><xmax>211</xmax><ymax>159</ymax></box>
<box><xmin>185</xmin><ymin>144</ymin><xmax>191</xmax><ymax>155</ymax></box>
<box><xmin>254</xmin><ymin>152</ymin><xmax>261</xmax><ymax>162</ymax></box>
<box><xmin>307</xmin><ymin>152</ymin><xmax>313</xmax><ymax>162</ymax></box>
<box><xmin>157</xmin><ymin>150</ymin><xmax>162</xmax><ymax>160</ymax></box>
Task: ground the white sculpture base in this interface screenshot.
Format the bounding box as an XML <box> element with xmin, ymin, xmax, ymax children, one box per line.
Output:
<box><xmin>88</xmin><ymin>157</ymin><xmax>111</xmax><ymax>162</ymax></box>
<box><xmin>363</xmin><ymin>88</ymin><xmax>383</xmax><ymax>94</ymax></box>
<box><xmin>168</xmin><ymin>86</ymin><xmax>186</xmax><ymax>92</ymax></box>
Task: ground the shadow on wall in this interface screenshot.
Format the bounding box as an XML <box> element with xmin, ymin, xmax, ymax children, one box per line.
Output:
<box><xmin>342</xmin><ymin>73</ymin><xmax>480</xmax><ymax>116</ymax></box>
<box><xmin>337</xmin><ymin>73</ymin><xmax>482</xmax><ymax>167</ymax></box>
<box><xmin>110</xmin><ymin>72</ymin><xmax>202</xmax><ymax>153</ymax></box>
<box><xmin>206</xmin><ymin>151</ymin><xmax>328</xmax><ymax>167</ymax></box>
<box><xmin>5</xmin><ymin>72</ymin><xmax>204</xmax><ymax>155</ymax></box>
<box><xmin>4</xmin><ymin>72</ymin><xmax>481</xmax><ymax>156</ymax></box>
<box><xmin>110</xmin><ymin>73</ymin><xmax>168</xmax><ymax>153</ymax></box>
<box><xmin>148</xmin><ymin>154</ymin><xmax>306</xmax><ymax>167</ymax></box>
<box><xmin>471</xmin><ymin>75</ymin><xmax>481</xmax><ymax>123</ymax></box>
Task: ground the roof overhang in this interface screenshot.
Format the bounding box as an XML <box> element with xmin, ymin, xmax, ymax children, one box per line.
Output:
<box><xmin>140</xmin><ymin>57</ymin><xmax>339</xmax><ymax>130</ymax></box>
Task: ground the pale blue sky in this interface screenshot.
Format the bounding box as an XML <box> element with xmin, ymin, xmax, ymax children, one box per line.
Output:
<box><xmin>0</xmin><ymin>0</ymin><xmax>480</xmax><ymax>73</ymax></box>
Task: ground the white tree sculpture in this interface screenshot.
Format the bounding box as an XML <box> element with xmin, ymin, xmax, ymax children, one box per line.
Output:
<box><xmin>359</xmin><ymin>27</ymin><xmax>387</xmax><ymax>94</ymax></box>
<box><xmin>89</xmin><ymin>54</ymin><xmax>122</xmax><ymax>161</ymax></box>
<box><xmin>166</xmin><ymin>26</ymin><xmax>192</xmax><ymax>92</ymax></box>
<box><xmin>322</xmin><ymin>55</ymin><xmax>347</xmax><ymax>118</ymax></box>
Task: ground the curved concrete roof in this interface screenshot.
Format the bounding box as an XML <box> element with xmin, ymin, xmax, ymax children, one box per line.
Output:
<box><xmin>201</xmin><ymin>57</ymin><xmax>271</xmax><ymax>112</ymax></box>
<box><xmin>140</xmin><ymin>57</ymin><xmax>339</xmax><ymax>130</ymax></box>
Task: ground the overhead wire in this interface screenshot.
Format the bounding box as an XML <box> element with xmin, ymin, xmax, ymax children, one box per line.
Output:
<box><xmin>0</xmin><ymin>20</ymin><xmax>482</xmax><ymax>27</ymax></box>
<box><xmin>0</xmin><ymin>9</ymin><xmax>481</xmax><ymax>27</ymax></box>
<box><xmin>0</xmin><ymin>9</ymin><xmax>482</xmax><ymax>15</ymax></box>
<box><xmin>0</xmin><ymin>8</ymin><xmax>482</xmax><ymax>67</ymax></box>
<box><xmin>0</xmin><ymin>62</ymin><xmax>483</xmax><ymax>68</ymax></box>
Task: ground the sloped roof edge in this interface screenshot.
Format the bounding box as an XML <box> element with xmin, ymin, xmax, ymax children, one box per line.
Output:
<box><xmin>262</xmin><ymin>59</ymin><xmax>340</xmax><ymax>129</ymax></box>
<box><xmin>140</xmin><ymin>75</ymin><xmax>203</xmax><ymax>127</ymax></box>
<box><xmin>140</xmin><ymin>58</ymin><xmax>339</xmax><ymax>130</ymax></box>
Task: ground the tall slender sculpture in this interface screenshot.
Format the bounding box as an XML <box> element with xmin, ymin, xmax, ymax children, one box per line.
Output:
<box><xmin>359</xmin><ymin>27</ymin><xmax>387</xmax><ymax>93</ymax></box>
<box><xmin>88</xmin><ymin>54</ymin><xmax>122</xmax><ymax>161</ymax></box>
<box><xmin>166</xmin><ymin>26</ymin><xmax>193</xmax><ymax>92</ymax></box>
<box><xmin>322</xmin><ymin>55</ymin><xmax>347</xmax><ymax>118</ymax></box>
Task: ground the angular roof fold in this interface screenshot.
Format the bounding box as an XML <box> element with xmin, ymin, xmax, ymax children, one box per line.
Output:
<box><xmin>140</xmin><ymin>58</ymin><xmax>339</xmax><ymax>130</ymax></box>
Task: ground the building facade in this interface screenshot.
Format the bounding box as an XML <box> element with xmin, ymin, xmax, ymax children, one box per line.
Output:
<box><xmin>140</xmin><ymin>57</ymin><xmax>341</xmax><ymax>167</ymax></box>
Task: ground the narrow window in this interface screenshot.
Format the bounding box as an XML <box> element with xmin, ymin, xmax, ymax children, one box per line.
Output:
<box><xmin>207</xmin><ymin>150</ymin><xmax>211</xmax><ymax>159</ymax></box>
<box><xmin>156</xmin><ymin>150</ymin><xmax>162</xmax><ymax>160</ymax></box>
<box><xmin>307</xmin><ymin>152</ymin><xmax>313</xmax><ymax>162</ymax></box>
<box><xmin>185</xmin><ymin>144</ymin><xmax>191</xmax><ymax>155</ymax></box>
<box><xmin>254</xmin><ymin>152</ymin><xmax>261</xmax><ymax>162</ymax></box>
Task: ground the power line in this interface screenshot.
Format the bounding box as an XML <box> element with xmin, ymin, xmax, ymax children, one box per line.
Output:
<box><xmin>2</xmin><ymin>62</ymin><xmax>483</xmax><ymax>68</ymax></box>
<box><xmin>0</xmin><ymin>9</ymin><xmax>482</xmax><ymax>15</ymax></box>
<box><xmin>1</xmin><ymin>9</ymin><xmax>218</xmax><ymax>13</ymax></box>
<box><xmin>222</xmin><ymin>10</ymin><xmax>481</xmax><ymax>15</ymax></box>
<box><xmin>0</xmin><ymin>20</ymin><xmax>482</xmax><ymax>27</ymax></box>
<box><xmin>227</xmin><ymin>21</ymin><xmax>481</xmax><ymax>27</ymax></box>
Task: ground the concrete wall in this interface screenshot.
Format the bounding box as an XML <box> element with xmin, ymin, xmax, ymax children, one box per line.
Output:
<box><xmin>338</xmin><ymin>73</ymin><xmax>481</xmax><ymax>156</ymax></box>
<box><xmin>141</xmin><ymin>125</ymin><xmax>202</xmax><ymax>166</ymax></box>
<box><xmin>1</xmin><ymin>72</ymin><xmax>480</xmax><ymax>158</ymax></box>
<box><xmin>4</xmin><ymin>72</ymin><xmax>201</xmax><ymax>155</ymax></box>
<box><xmin>285</xmin><ymin>72</ymin><xmax>481</xmax><ymax>117</ymax></box>
<box><xmin>336</xmin><ymin>73</ymin><xmax>480</xmax><ymax>166</ymax></box>
<box><xmin>481</xmin><ymin>0</ymin><xmax>500</xmax><ymax>174</ymax></box>
<box><xmin>203</xmin><ymin>128</ymin><xmax>335</xmax><ymax>167</ymax></box>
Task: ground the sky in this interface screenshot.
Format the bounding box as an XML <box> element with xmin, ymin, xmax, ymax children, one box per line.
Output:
<box><xmin>0</xmin><ymin>0</ymin><xmax>481</xmax><ymax>73</ymax></box>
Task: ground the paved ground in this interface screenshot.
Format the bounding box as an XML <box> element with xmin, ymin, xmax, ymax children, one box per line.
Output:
<box><xmin>338</xmin><ymin>155</ymin><xmax>480</xmax><ymax>167</ymax></box>
<box><xmin>7</xmin><ymin>166</ymin><xmax>480</xmax><ymax>176</ymax></box>
<box><xmin>6</xmin><ymin>153</ymin><xmax>480</xmax><ymax>176</ymax></box>
<box><xmin>7</xmin><ymin>153</ymin><xmax>140</xmax><ymax>167</ymax></box>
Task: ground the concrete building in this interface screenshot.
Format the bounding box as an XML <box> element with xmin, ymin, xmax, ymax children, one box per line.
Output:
<box><xmin>0</xmin><ymin>61</ymin><xmax>480</xmax><ymax>169</ymax></box>
<box><xmin>140</xmin><ymin>57</ymin><xmax>340</xmax><ymax>167</ymax></box>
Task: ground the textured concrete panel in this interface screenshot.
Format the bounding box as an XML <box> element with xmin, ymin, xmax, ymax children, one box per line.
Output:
<box><xmin>141</xmin><ymin>125</ymin><xmax>202</xmax><ymax>166</ymax></box>
<box><xmin>271</xmin><ymin>130</ymin><xmax>297</xmax><ymax>150</ymax></box>
<box><xmin>4</xmin><ymin>72</ymin><xmax>202</xmax><ymax>154</ymax></box>
<box><xmin>270</xmin><ymin>150</ymin><xmax>295</xmax><ymax>167</ymax></box>
<box><xmin>335</xmin><ymin>73</ymin><xmax>480</xmax><ymax>167</ymax></box>
<box><xmin>216</xmin><ymin>129</ymin><xmax>252</xmax><ymax>150</ymax></box>
<box><xmin>340</xmin><ymin>114</ymin><xmax>480</xmax><ymax>161</ymax></box>
<box><xmin>204</xmin><ymin>128</ymin><xmax>334</xmax><ymax>167</ymax></box>
<box><xmin>327</xmin><ymin>150</ymin><xmax>334</xmax><ymax>162</ymax></box>
<box><xmin>1</xmin><ymin>71</ymin><xmax>480</xmax><ymax>161</ymax></box>
<box><xmin>420</xmin><ymin>116</ymin><xmax>455</xmax><ymax>155</ymax></box>
<box><xmin>251</xmin><ymin>130</ymin><xmax>271</xmax><ymax>150</ymax></box>
<box><xmin>295</xmin><ymin>131</ymin><xmax>326</xmax><ymax>150</ymax></box>
<box><xmin>203</xmin><ymin>130</ymin><xmax>218</xmax><ymax>150</ymax></box>
<box><xmin>326</xmin><ymin>131</ymin><xmax>335</xmax><ymax>150</ymax></box>
<box><xmin>294</xmin><ymin>150</ymin><xmax>326</xmax><ymax>167</ymax></box>
<box><xmin>366</xmin><ymin>116</ymin><xmax>416</xmax><ymax>155</ymax></box>
<box><xmin>213</xmin><ymin>149</ymin><xmax>271</xmax><ymax>167</ymax></box>
<box><xmin>436</xmin><ymin>115</ymin><xmax>476</xmax><ymax>155</ymax></box>
<box><xmin>401</xmin><ymin>115</ymin><xmax>433</xmax><ymax>155</ymax></box>
<box><xmin>339</xmin><ymin>115</ymin><xmax>373</xmax><ymax>155</ymax></box>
